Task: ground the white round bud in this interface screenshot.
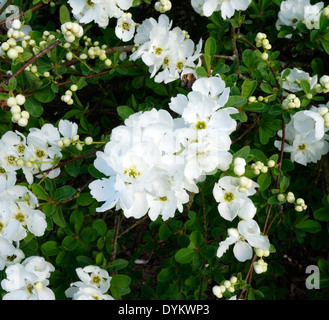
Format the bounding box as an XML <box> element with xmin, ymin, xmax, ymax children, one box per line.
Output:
<box><xmin>84</xmin><ymin>136</ymin><xmax>93</xmax><ymax>145</ymax></box>
<box><xmin>10</xmin><ymin>105</ymin><xmax>21</xmax><ymax>114</ymax></box>
<box><xmin>234</xmin><ymin>164</ymin><xmax>245</xmax><ymax>176</ymax></box>
<box><xmin>7</xmin><ymin>97</ymin><xmax>17</xmax><ymax>107</ymax></box>
<box><xmin>7</xmin><ymin>48</ymin><xmax>19</xmax><ymax>60</ymax></box>
<box><xmin>21</xmin><ymin>111</ymin><xmax>30</xmax><ymax>119</ymax></box>
<box><xmin>17</xmin><ymin>117</ymin><xmax>28</xmax><ymax>127</ymax></box>
<box><xmin>15</xmin><ymin>94</ymin><xmax>26</xmax><ymax>106</ymax></box>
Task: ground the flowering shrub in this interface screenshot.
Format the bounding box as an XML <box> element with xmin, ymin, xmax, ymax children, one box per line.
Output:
<box><xmin>1</xmin><ymin>0</ymin><xmax>329</xmax><ymax>301</ymax></box>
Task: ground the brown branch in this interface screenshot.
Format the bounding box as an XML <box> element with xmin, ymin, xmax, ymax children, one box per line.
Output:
<box><xmin>7</xmin><ymin>40</ymin><xmax>61</xmax><ymax>82</ymax></box>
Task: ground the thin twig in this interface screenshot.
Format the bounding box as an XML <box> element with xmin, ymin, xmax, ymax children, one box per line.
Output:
<box><xmin>111</xmin><ymin>213</ymin><xmax>122</xmax><ymax>262</ymax></box>
<box><xmin>7</xmin><ymin>40</ymin><xmax>60</xmax><ymax>82</ymax></box>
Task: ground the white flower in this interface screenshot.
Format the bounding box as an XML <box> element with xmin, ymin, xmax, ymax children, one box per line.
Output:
<box><xmin>281</xmin><ymin>68</ymin><xmax>318</xmax><ymax>93</ymax></box>
<box><xmin>191</xmin><ymin>0</ymin><xmax>251</xmax><ymax>19</ymax></box>
<box><xmin>65</xmin><ymin>265</ymin><xmax>114</xmax><ymax>300</ymax></box>
<box><xmin>216</xmin><ymin>220</ymin><xmax>270</xmax><ymax>262</ymax></box>
<box><xmin>275</xmin><ymin>108</ymin><xmax>329</xmax><ymax>165</ymax></box>
<box><xmin>303</xmin><ymin>2</ymin><xmax>324</xmax><ymax>30</ymax></box>
<box><xmin>1</xmin><ymin>257</ymin><xmax>55</xmax><ymax>300</ymax></box>
<box><xmin>58</xmin><ymin>119</ymin><xmax>78</xmax><ymax>140</ymax></box>
<box><xmin>68</xmin><ymin>285</ymin><xmax>114</xmax><ymax>300</ymax></box>
<box><xmin>276</xmin><ymin>0</ymin><xmax>310</xmax><ymax>32</ymax></box>
<box><xmin>213</xmin><ymin>176</ymin><xmax>257</xmax><ymax>221</ymax></box>
<box><xmin>130</xmin><ymin>14</ymin><xmax>202</xmax><ymax>84</ymax></box>
<box><xmin>68</xmin><ymin>0</ymin><xmax>108</xmax><ymax>28</ymax></box>
<box><xmin>115</xmin><ymin>13</ymin><xmax>135</xmax><ymax>42</ymax></box>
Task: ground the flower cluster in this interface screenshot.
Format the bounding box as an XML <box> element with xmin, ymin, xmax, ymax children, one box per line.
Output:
<box><xmin>155</xmin><ymin>0</ymin><xmax>172</xmax><ymax>13</ymax></box>
<box><xmin>282</xmin><ymin>94</ymin><xmax>301</xmax><ymax>111</ymax></box>
<box><xmin>276</xmin><ymin>0</ymin><xmax>325</xmax><ymax>33</ymax></box>
<box><xmin>0</xmin><ymin>176</ymin><xmax>47</xmax><ymax>270</ymax></box>
<box><xmin>251</xmin><ymin>159</ymin><xmax>276</xmax><ymax>175</ymax></box>
<box><xmin>65</xmin><ymin>265</ymin><xmax>114</xmax><ymax>300</ymax></box>
<box><xmin>61</xmin><ymin>21</ymin><xmax>84</xmax><ymax>44</ymax></box>
<box><xmin>275</xmin><ymin>106</ymin><xmax>329</xmax><ymax>166</ymax></box>
<box><xmin>1</xmin><ymin>256</ymin><xmax>55</xmax><ymax>300</ymax></box>
<box><xmin>191</xmin><ymin>0</ymin><xmax>251</xmax><ymax>19</ymax></box>
<box><xmin>130</xmin><ymin>14</ymin><xmax>202</xmax><ymax>84</ymax></box>
<box><xmin>212</xmin><ymin>276</ymin><xmax>238</xmax><ymax>298</ymax></box>
<box><xmin>277</xmin><ymin>192</ymin><xmax>307</xmax><ymax>212</ymax></box>
<box><xmin>253</xmin><ymin>248</ymin><xmax>270</xmax><ymax>274</ymax></box>
<box><xmin>89</xmin><ymin>76</ymin><xmax>237</xmax><ymax>221</ymax></box>
<box><xmin>0</xmin><ymin>19</ymin><xmax>32</xmax><ymax>60</ymax></box>
<box><xmin>68</xmin><ymin>0</ymin><xmax>133</xmax><ymax>28</ymax></box>
<box><xmin>216</xmin><ymin>219</ymin><xmax>270</xmax><ymax>262</ymax></box>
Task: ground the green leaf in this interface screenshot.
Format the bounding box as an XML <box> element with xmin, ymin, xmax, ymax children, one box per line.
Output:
<box><xmin>320</xmin><ymin>39</ymin><xmax>329</xmax><ymax>55</ymax></box>
<box><xmin>257</xmin><ymin>172</ymin><xmax>271</xmax><ymax>191</ymax></box>
<box><xmin>299</xmin><ymin>79</ymin><xmax>310</xmax><ymax>93</ymax></box>
<box><xmin>32</xmin><ymin>184</ymin><xmax>50</xmax><ymax>201</ymax></box>
<box><xmin>52</xmin><ymin>206</ymin><xmax>66</xmax><ymax>228</ymax></box>
<box><xmin>196</xmin><ymin>66</ymin><xmax>208</xmax><ymax>77</ymax></box>
<box><xmin>225</xmin><ymin>96</ymin><xmax>247</xmax><ymax>108</ymax></box>
<box><xmin>62</xmin><ymin>235</ymin><xmax>78</xmax><ymax>251</ymax></box>
<box><xmin>175</xmin><ymin>248</ymin><xmax>196</xmax><ymax>264</ymax></box>
<box><xmin>65</xmin><ymin>161</ymin><xmax>80</xmax><ymax>177</ymax></box>
<box><xmin>110</xmin><ymin>274</ymin><xmax>131</xmax><ymax>288</ymax></box>
<box><xmin>117</xmin><ymin>105</ymin><xmax>134</xmax><ymax>121</ymax></box>
<box><xmin>295</xmin><ymin>219</ymin><xmax>321</xmax><ymax>233</ymax></box>
<box><xmin>80</xmin><ymin>227</ymin><xmax>98</xmax><ymax>242</ymax></box>
<box><xmin>233</xmin><ymin>146</ymin><xmax>250</xmax><ymax>160</ymax></box>
<box><xmin>54</xmin><ymin>185</ymin><xmax>76</xmax><ymax>203</ymax></box>
<box><xmin>159</xmin><ymin>223</ymin><xmax>171</xmax><ymax>241</ymax></box>
<box><xmin>200</xmin><ymin>245</ymin><xmax>216</xmax><ymax>259</ymax></box>
<box><xmin>260</xmin><ymin>83</ymin><xmax>274</xmax><ymax>94</ymax></box>
<box><xmin>314</xmin><ymin>208</ymin><xmax>329</xmax><ymax>221</ymax></box>
<box><xmin>108</xmin><ymin>259</ymin><xmax>129</xmax><ymax>271</ymax></box>
<box><xmin>244</xmin><ymin>102</ymin><xmax>267</xmax><ymax>112</ymax></box>
<box><xmin>205</xmin><ymin>37</ymin><xmax>217</xmax><ymax>57</ymax></box>
<box><xmin>76</xmin><ymin>192</ymin><xmax>95</xmax><ymax>206</ymax></box>
<box><xmin>92</xmin><ymin>219</ymin><xmax>107</xmax><ymax>236</ymax></box>
<box><xmin>41</xmin><ymin>241</ymin><xmax>61</xmax><ymax>256</ymax></box>
<box><xmin>59</xmin><ymin>5</ymin><xmax>71</xmax><ymax>24</ymax></box>
<box><xmin>241</xmin><ymin>79</ymin><xmax>257</xmax><ymax>98</ymax></box>
<box><xmin>189</xmin><ymin>231</ymin><xmax>204</xmax><ymax>247</ymax></box>
<box><xmin>24</xmin><ymin>96</ymin><xmax>44</xmax><ymax>117</ymax></box>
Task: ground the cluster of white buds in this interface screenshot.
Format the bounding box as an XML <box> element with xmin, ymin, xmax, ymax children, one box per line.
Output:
<box><xmin>277</xmin><ymin>192</ymin><xmax>307</xmax><ymax>212</ymax></box>
<box><xmin>253</xmin><ymin>258</ymin><xmax>268</xmax><ymax>274</ymax></box>
<box><xmin>253</xmin><ymin>247</ymin><xmax>270</xmax><ymax>274</ymax></box>
<box><xmin>61</xmin><ymin>85</ymin><xmax>78</xmax><ymax>105</ymax></box>
<box><xmin>212</xmin><ymin>276</ymin><xmax>238</xmax><ymax>299</ymax></box>
<box><xmin>238</xmin><ymin>176</ymin><xmax>254</xmax><ymax>193</ymax></box>
<box><xmin>67</xmin><ymin>36</ymin><xmax>112</xmax><ymax>67</ymax></box>
<box><xmin>255</xmin><ymin>32</ymin><xmax>271</xmax><ymax>60</ymax></box>
<box><xmin>57</xmin><ymin>134</ymin><xmax>93</xmax><ymax>151</ymax></box>
<box><xmin>7</xmin><ymin>94</ymin><xmax>30</xmax><ymax>127</ymax></box>
<box><xmin>61</xmin><ymin>22</ymin><xmax>84</xmax><ymax>45</ymax></box>
<box><xmin>282</xmin><ymin>94</ymin><xmax>301</xmax><ymax>110</ymax></box>
<box><xmin>317</xmin><ymin>104</ymin><xmax>329</xmax><ymax>128</ymax></box>
<box><xmin>233</xmin><ymin>157</ymin><xmax>246</xmax><ymax>176</ymax></box>
<box><xmin>1</xmin><ymin>19</ymin><xmax>25</xmax><ymax>60</ymax></box>
<box><xmin>154</xmin><ymin>0</ymin><xmax>172</xmax><ymax>13</ymax></box>
<box><xmin>248</xmin><ymin>95</ymin><xmax>269</xmax><ymax>104</ymax></box>
<box><xmin>38</xmin><ymin>30</ymin><xmax>57</xmax><ymax>51</ymax></box>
